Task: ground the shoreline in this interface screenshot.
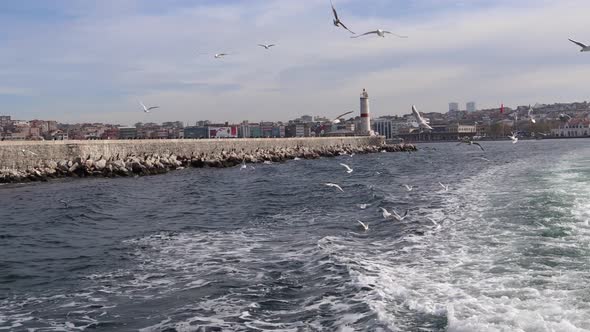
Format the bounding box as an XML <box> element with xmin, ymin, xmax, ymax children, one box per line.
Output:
<box><xmin>407</xmin><ymin>136</ymin><xmax>580</xmax><ymax>144</ymax></box>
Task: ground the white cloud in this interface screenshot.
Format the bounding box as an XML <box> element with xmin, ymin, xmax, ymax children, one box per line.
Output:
<box><xmin>2</xmin><ymin>0</ymin><xmax>590</xmax><ymax>123</ymax></box>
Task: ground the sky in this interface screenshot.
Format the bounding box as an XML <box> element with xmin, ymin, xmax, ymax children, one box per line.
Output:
<box><xmin>0</xmin><ymin>0</ymin><xmax>589</xmax><ymax>125</ymax></box>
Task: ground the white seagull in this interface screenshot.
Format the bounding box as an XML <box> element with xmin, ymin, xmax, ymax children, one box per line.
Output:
<box><xmin>240</xmin><ymin>160</ymin><xmax>247</xmax><ymax>170</ymax></box>
<box><xmin>568</xmin><ymin>38</ymin><xmax>590</xmax><ymax>52</ymax></box>
<box><xmin>258</xmin><ymin>44</ymin><xmax>276</xmax><ymax>50</ymax></box>
<box><xmin>330</xmin><ymin>0</ymin><xmax>355</xmax><ymax>34</ymax></box>
<box><xmin>559</xmin><ymin>113</ymin><xmax>572</xmax><ymax>122</ymax></box>
<box><xmin>351</xmin><ymin>29</ymin><xmax>407</xmax><ymax>39</ymax></box>
<box><xmin>391</xmin><ymin>209</ymin><xmax>409</xmax><ymax>221</ymax></box>
<box><xmin>339</xmin><ymin>163</ymin><xmax>353</xmax><ymax>173</ymax></box>
<box><xmin>380</xmin><ymin>207</ymin><xmax>392</xmax><ymax>220</ymax></box>
<box><xmin>439</xmin><ymin>182</ymin><xmax>449</xmax><ymax>191</ymax></box>
<box><xmin>357</xmin><ymin>220</ymin><xmax>369</xmax><ymax>231</ymax></box>
<box><xmin>59</xmin><ymin>199</ymin><xmax>69</xmax><ymax>208</ymax></box>
<box><xmin>411</xmin><ymin>105</ymin><xmax>433</xmax><ymax>130</ymax></box>
<box><xmin>403</xmin><ymin>184</ymin><xmax>413</xmax><ymax>191</ymax></box>
<box><xmin>139</xmin><ymin>100</ymin><xmax>159</xmax><ymax>113</ymax></box>
<box><xmin>457</xmin><ymin>139</ymin><xmax>485</xmax><ymax>151</ymax></box>
<box><xmin>21</xmin><ymin>149</ymin><xmax>37</xmax><ymax>156</ymax></box>
<box><xmin>332</xmin><ymin>111</ymin><xmax>354</xmax><ymax>124</ymax></box>
<box><xmin>426</xmin><ymin>217</ymin><xmax>442</xmax><ymax>230</ymax></box>
<box><xmin>359</xmin><ymin>203</ymin><xmax>371</xmax><ymax>209</ymax></box>
<box><xmin>324</xmin><ymin>183</ymin><xmax>344</xmax><ymax>192</ymax></box>
<box><xmin>528</xmin><ymin>107</ymin><xmax>536</xmax><ymax>124</ymax></box>
<box><xmin>214</xmin><ymin>53</ymin><xmax>229</xmax><ymax>59</ymax></box>
<box><xmin>508</xmin><ymin>132</ymin><xmax>518</xmax><ymax>144</ymax></box>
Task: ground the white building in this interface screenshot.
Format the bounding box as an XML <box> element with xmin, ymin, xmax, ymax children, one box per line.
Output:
<box><xmin>373</xmin><ymin>118</ymin><xmax>393</xmax><ymax>139</ymax></box>
<box><xmin>449</xmin><ymin>102</ymin><xmax>460</xmax><ymax>112</ymax></box>
<box><xmin>551</xmin><ymin>120</ymin><xmax>590</xmax><ymax>137</ymax></box>
<box><xmin>466</xmin><ymin>101</ymin><xmax>476</xmax><ymax>113</ymax></box>
<box><xmin>447</xmin><ymin>124</ymin><xmax>477</xmax><ymax>134</ymax></box>
<box><xmin>373</xmin><ymin>117</ymin><xmax>417</xmax><ymax>138</ymax></box>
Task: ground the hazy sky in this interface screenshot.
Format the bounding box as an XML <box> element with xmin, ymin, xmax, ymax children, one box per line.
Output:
<box><xmin>1</xmin><ymin>0</ymin><xmax>589</xmax><ymax>125</ymax></box>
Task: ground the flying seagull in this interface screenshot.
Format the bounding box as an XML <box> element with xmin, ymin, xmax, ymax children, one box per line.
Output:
<box><xmin>426</xmin><ymin>217</ymin><xmax>443</xmax><ymax>230</ymax></box>
<box><xmin>332</xmin><ymin>111</ymin><xmax>354</xmax><ymax>124</ymax></box>
<box><xmin>403</xmin><ymin>184</ymin><xmax>413</xmax><ymax>191</ymax></box>
<box><xmin>508</xmin><ymin>132</ymin><xmax>518</xmax><ymax>144</ymax></box>
<box><xmin>330</xmin><ymin>0</ymin><xmax>354</xmax><ymax>34</ymax></box>
<box><xmin>439</xmin><ymin>182</ymin><xmax>449</xmax><ymax>191</ymax></box>
<box><xmin>214</xmin><ymin>53</ymin><xmax>229</xmax><ymax>59</ymax></box>
<box><xmin>559</xmin><ymin>113</ymin><xmax>572</xmax><ymax>122</ymax></box>
<box><xmin>357</xmin><ymin>220</ymin><xmax>369</xmax><ymax>231</ymax></box>
<box><xmin>380</xmin><ymin>207</ymin><xmax>392</xmax><ymax>220</ymax></box>
<box><xmin>391</xmin><ymin>209</ymin><xmax>409</xmax><ymax>221</ymax></box>
<box><xmin>324</xmin><ymin>183</ymin><xmax>344</xmax><ymax>192</ymax></box>
<box><xmin>359</xmin><ymin>203</ymin><xmax>371</xmax><ymax>209</ymax></box>
<box><xmin>411</xmin><ymin>105</ymin><xmax>433</xmax><ymax>130</ymax></box>
<box><xmin>568</xmin><ymin>38</ymin><xmax>590</xmax><ymax>52</ymax></box>
<box><xmin>258</xmin><ymin>44</ymin><xmax>276</xmax><ymax>50</ymax></box>
<box><xmin>457</xmin><ymin>139</ymin><xmax>485</xmax><ymax>151</ymax></box>
<box><xmin>351</xmin><ymin>29</ymin><xmax>407</xmax><ymax>39</ymax></box>
<box><xmin>139</xmin><ymin>100</ymin><xmax>159</xmax><ymax>113</ymax></box>
<box><xmin>21</xmin><ymin>149</ymin><xmax>37</xmax><ymax>156</ymax></box>
<box><xmin>59</xmin><ymin>199</ymin><xmax>69</xmax><ymax>208</ymax></box>
<box><xmin>339</xmin><ymin>163</ymin><xmax>353</xmax><ymax>174</ymax></box>
<box><xmin>528</xmin><ymin>107</ymin><xmax>536</xmax><ymax>124</ymax></box>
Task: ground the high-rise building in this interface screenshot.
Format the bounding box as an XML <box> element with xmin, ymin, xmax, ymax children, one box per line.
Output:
<box><xmin>449</xmin><ymin>102</ymin><xmax>460</xmax><ymax>112</ymax></box>
<box><xmin>466</xmin><ymin>101</ymin><xmax>476</xmax><ymax>113</ymax></box>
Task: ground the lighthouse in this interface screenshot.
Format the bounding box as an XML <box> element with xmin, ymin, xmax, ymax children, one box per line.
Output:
<box><xmin>359</xmin><ymin>88</ymin><xmax>371</xmax><ymax>135</ymax></box>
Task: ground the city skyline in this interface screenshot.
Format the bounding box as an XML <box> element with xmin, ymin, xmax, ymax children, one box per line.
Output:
<box><xmin>1</xmin><ymin>0</ymin><xmax>589</xmax><ymax>124</ymax></box>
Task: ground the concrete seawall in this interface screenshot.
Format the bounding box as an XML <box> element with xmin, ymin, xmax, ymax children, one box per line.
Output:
<box><xmin>0</xmin><ymin>136</ymin><xmax>418</xmax><ymax>183</ymax></box>
<box><xmin>0</xmin><ymin>137</ymin><xmax>383</xmax><ymax>170</ymax></box>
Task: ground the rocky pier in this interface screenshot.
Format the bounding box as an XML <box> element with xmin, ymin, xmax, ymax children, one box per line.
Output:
<box><xmin>0</xmin><ymin>137</ymin><xmax>416</xmax><ymax>184</ymax></box>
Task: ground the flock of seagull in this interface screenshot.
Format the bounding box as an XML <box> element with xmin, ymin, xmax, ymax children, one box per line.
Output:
<box><xmin>130</xmin><ymin>0</ymin><xmax>590</xmax><ymax>150</ymax></box>
<box><xmin>134</xmin><ymin>0</ymin><xmax>408</xmax><ymax>115</ymax></box>
<box><xmin>323</xmin><ymin>158</ymin><xmax>450</xmax><ymax>232</ymax></box>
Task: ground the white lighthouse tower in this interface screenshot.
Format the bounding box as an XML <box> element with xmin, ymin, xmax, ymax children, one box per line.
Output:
<box><xmin>359</xmin><ymin>88</ymin><xmax>371</xmax><ymax>135</ymax></box>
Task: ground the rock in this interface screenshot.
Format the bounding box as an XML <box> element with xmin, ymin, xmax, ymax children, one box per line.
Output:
<box><xmin>68</xmin><ymin>162</ymin><xmax>80</xmax><ymax>173</ymax></box>
<box><xmin>95</xmin><ymin>159</ymin><xmax>107</xmax><ymax>170</ymax></box>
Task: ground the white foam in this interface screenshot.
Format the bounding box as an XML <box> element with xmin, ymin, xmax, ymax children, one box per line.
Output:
<box><xmin>321</xmin><ymin>151</ymin><xmax>590</xmax><ymax>331</ymax></box>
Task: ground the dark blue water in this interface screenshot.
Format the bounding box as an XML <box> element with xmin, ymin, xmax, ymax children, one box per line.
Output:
<box><xmin>1</xmin><ymin>140</ymin><xmax>590</xmax><ymax>331</ymax></box>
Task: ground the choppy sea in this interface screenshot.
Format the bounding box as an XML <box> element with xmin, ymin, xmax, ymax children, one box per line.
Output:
<box><xmin>1</xmin><ymin>139</ymin><xmax>589</xmax><ymax>331</ymax></box>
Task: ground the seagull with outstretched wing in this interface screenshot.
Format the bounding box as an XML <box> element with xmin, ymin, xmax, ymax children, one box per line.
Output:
<box><xmin>352</xmin><ymin>29</ymin><xmax>407</xmax><ymax>39</ymax></box>
<box><xmin>568</xmin><ymin>38</ymin><xmax>590</xmax><ymax>52</ymax></box>
<box><xmin>258</xmin><ymin>44</ymin><xmax>276</xmax><ymax>50</ymax></box>
<box><xmin>330</xmin><ymin>0</ymin><xmax>355</xmax><ymax>34</ymax></box>
<box><xmin>411</xmin><ymin>105</ymin><xmax>433</xmax><ymax>130</ymax></box>
<box><xmin>332</xmin><ymin>111</ymin><xmax>354</xmax><ymax>124</ymax></box>
<box><xmin>139</xmin><ymin>100</ymin><xmax>159</xmax><ymax>113</ymax></box>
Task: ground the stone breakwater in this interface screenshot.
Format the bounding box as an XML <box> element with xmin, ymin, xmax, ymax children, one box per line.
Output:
<box><xmin>0</xmin><ymin>137</ymin><xmax>416</xmax><ymax>184</ymax></box>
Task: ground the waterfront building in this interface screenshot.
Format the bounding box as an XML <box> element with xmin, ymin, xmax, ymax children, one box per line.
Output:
<box><xmin>250</xmin><ymin>125</ymin><xmax>262</xmax><ymax>138</ymax></box>
<box><xmin>551</xmin><ymin>119</ymin><xmax>590</xmax><ymax>137</ymax></box>
<box><xmin>446</xmin><ymin>124</ymin><xmax>477</xmax><ymax>134</ymax></box>
<box><xmin>373</xmin><ymin>118</ymin><xmax>393</xmax><ymax>139</ymax></box>
<box><xmin>119</xmin><ymin>127</ymin><xmax>138</xmax><ymax>139</ymax></box>
<box><xmin>184</xmin><ymin>126</ymin><xmax>209</xmax><ymax>139</ymax></box>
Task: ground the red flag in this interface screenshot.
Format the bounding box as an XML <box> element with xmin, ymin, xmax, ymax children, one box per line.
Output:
<box><xmin>500</xmin><ymin>103</ymin><xmax>504</xmax><ymax>114</ymax></box>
